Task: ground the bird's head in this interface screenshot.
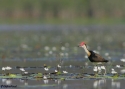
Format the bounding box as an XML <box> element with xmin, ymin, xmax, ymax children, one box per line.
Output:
<box><xmin>78</xmin><ymin>41</ymin><xmax>86</xmax><ymax>47</ymax></box>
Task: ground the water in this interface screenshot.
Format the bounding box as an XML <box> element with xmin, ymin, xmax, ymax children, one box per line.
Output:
<box><xmin>0</xmin><ymin>24</ymin><xmax>125</xmax><ymax>89</ymax></box>
<box><xmin>1</xmin><ymin>60</ymin><xmax>125</xmax><ymax>89</ymax></box>
<box><xmin>1</xmin><ymin>78</ymin><xmax>125</xmax><ymax>89</ymax></box>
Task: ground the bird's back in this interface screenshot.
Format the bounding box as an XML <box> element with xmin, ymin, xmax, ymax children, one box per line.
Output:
<box><xmin>88</xmin><ymin>50</ymin><xmax>108</xmax><ymax>62</ymax></box>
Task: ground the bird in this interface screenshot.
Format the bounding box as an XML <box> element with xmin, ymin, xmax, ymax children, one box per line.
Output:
<box><xmin>78</xmin><ymin>42</ymin><xmax>108</xmax><ymax>63</ymax></box>
<box><xmin>78</xmin><ymin>41</ymin><xmax>108</xmax><ymax>75</ymax></box>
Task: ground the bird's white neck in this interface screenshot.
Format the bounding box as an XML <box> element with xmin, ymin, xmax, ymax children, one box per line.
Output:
<box><xmin>81</xmin><ymin>45</ymin><xmax>91</xmax><ymax>56</ymax></box>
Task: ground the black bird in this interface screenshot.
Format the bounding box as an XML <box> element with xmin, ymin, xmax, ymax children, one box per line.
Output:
<box><xmin>78</xmin><ymin>42</ymin><xmax>108</xmax><ymax>62</ymax></box>
<box><xmin>78</xmin><ymin>41</ymin><xmax>108</xmax><ymax>74</ymax></box>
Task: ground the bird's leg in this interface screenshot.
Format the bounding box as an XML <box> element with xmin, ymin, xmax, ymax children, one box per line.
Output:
<box><xmin>101</xmin><ymin>64</ymin><xmax>106</xmax><ymax>76</ymax></box>
<box><xmin>94</xmin><ymin>65</ymin><xmax>98</xmax><ymax>77</ymax></box>
<box><xmin>96</xmin><ymin>65</ymin><xmax>98</xmax><ymax>75</ymax></box>
<box><xmin>97</xmin><ymin>65</ymin><xmax>100</xmax><ymax>76</ymax></box>
<box><xmin>96</xmin><ymin>64</ymin><xmax>103</xmax><ymax>76</ymax></box>
<box><xmin>103</xmin><ymin>66</ymin><xmax>106</xmax><ymax>76</ymax></box>
<box><xmin>93</xmin><ymin>63</ymin><xmax>97</xmax><ymax>76</ymax></box>
<box><xmin>98</xmin><ymin>66</ymin><xmax>102</xmax><ymax>75</ymax></box>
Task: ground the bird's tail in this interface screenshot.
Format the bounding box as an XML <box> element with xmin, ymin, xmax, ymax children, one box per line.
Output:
<box><xmin>104</xmin><ymin>60</ymin><xmax>108</xmax><ymax>62</ymax></box>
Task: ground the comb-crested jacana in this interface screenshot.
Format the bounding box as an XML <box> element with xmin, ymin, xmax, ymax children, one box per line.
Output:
<box><xmin>78</xmin><ymin>41</ymin><xmax>108</xmax><ymax>75</ymax></box>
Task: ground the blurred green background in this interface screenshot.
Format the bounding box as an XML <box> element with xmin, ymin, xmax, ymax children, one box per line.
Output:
<box><xmin>0</xmin><ymin>0</ymin><xmax>125</xmax><ymax>24</ymax></box>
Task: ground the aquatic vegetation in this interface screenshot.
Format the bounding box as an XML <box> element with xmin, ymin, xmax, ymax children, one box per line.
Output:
<box><xmin>0</xmin><ymin>74</ymin><xmax>22</xmax><ymax>79</ymax></box>
<box><xmin>112</xmin><ymin>74</ymin><xmax>119</xmax><ymax>79</ymax></box>
<box><xmin>56</xmin><ymin>71</ymin><xmax>61</xmax><ymax>75</ymax></box>
<box><xmin>0</xmin><ymin>70</ymin><xmax>125</xmax><ymax>80</ymax></box>
<box><xmin>1</xmin><ymin>64</ymin><xmax>125</xmax><ymax>89</ymax></box>
<box><xmin>33</xmin><ymin>73</ymin><xmax>43</xmax><ymax>78</ymax></box>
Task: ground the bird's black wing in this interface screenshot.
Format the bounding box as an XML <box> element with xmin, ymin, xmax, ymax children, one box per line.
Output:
<box><xmin>89</xmin><ymin>51</ymin><xmax>108</xmax><ymax>62</ymax></box>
